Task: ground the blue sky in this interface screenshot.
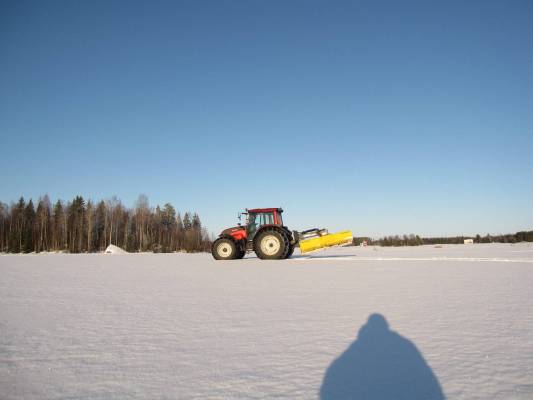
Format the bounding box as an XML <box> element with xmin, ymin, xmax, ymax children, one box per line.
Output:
<box><xmin>1</xmin><ymin>0</ymin><xmax>532</xmax><ymax>237</ymax></box>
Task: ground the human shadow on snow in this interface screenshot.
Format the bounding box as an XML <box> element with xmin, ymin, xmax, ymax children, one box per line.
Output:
<box><xmin>320</xmin><ymin>313</ymin><xmax>445</xmax><ymax>400</ymax></box>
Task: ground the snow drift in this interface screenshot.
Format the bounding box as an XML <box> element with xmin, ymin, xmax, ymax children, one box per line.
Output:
<box><xmin>104</xmin><ymin>244</ymin><xmax>127</xmax><ymax>254</ymax></box>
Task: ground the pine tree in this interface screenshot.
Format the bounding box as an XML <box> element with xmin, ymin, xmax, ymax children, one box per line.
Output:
<box><xmin>35</xmin><ymin>196</ymin><xmax>51</xmax><ymax>252</ymax></box>
<box><xmin>94</xmin><ymin>201</ymin><xmax>107</xmax><ymax>251</ymax></box>
<box><xmin>52</xmin><ymin>200</ymin><xmax>64</xmax><ymax>251</ymax></box>
<box><xmin>183</xmin><ymin>212</ymin><xmax>192</xmax><ymax>231</ymax></box>
<box><xmin>176</xmin><ymin>212</ymin><xmax>184</xmax><ymax>249</ymax></box>
<box><xmin>67</xmin><ymin>196</ymin><xmax>86</xmax><ymax>253</ymax></box>
<box><xmin>23</xmin><ymin>200</ymin><xmax>36</xmax><ymax>253</ymax></box>
<box><xmin>0</xmin><ymin>202</ymin><xmax>8</xmax><ymax>252</ymax></box>
<box><xmin>86</xmin><ymin>200</ymin><xmax>95</xmax><ymax>252</ymax></box>
<box><xmin>192</xmin><ymin>213</ymin><xmax>202</xmax><ymax>250</ymax></box>
<box><xmin>161</xmin><ymin>203</ymin><xmax>176</xmax><ymax>251</ymax></box>
<box><xmin>10</xmin><ymin>197</ymin><xmax>26</xmax><ymax>252</ymax></box>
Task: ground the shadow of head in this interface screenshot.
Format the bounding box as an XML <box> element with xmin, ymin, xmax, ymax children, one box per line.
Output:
<box><xmin>320</xmin><ymin>313</ymin><xmax>445</xmax><ymax>400</ymax></box>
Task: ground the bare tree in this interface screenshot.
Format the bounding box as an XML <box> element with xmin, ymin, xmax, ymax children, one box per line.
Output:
<box><xmin>86</xmin><ymin>200</ymin><xmax>94</xmax><ymax>252</ymax></box>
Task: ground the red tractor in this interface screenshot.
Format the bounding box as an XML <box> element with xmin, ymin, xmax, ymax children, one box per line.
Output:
<box><xmin>212</xmin><ymin>208</ymin><xmax>297</xmax><ymax>260</ymax></box>
<box><xmin>212</xmin><ymin>208</ymin><xmax>354</xmax><ymax>260</ymax></box>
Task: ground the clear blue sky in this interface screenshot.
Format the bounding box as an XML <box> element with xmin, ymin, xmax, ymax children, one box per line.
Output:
<box><xmin>1</xmin><ymin>0</ymin><xmax>532</xmax><ymax>237</ymax></box>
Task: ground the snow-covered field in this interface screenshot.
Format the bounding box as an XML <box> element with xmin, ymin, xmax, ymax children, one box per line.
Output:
<box><xmin>1</xmin><ymin>243</ymin><xmax>533</xmax><ymax>399</ymax></box>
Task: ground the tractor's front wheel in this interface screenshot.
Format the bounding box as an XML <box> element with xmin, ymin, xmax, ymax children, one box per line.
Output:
<box><xmin>253</xmin><ymin>228</ymin><xmax>290</xmax><ymax>260</ymax></box>
<box><xmin>235</xmin><ymin>248</ymin><xmax>246</xmax><ymax>259</ymax></box>
<box><xmin>212</xmin><ymin>238</ymin><xmax>237</xmax><ymax>260</ymax></box>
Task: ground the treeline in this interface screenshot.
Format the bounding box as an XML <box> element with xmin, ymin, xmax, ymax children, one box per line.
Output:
<box><xmin>353</xmin><ymin>231</ymin><xmax>533</xmax><ymax>247</ymax></box>
<box><xmin>0</xmin><ymin>194</ymin><xmax>211</xmax><ymax>253</ymax></box>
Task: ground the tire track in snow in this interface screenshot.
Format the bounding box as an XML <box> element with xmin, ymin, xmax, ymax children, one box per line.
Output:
<box><xmin>292</xmin><ymin>256</ymin><xmax>533</xmax><ymax>263</ymax></box>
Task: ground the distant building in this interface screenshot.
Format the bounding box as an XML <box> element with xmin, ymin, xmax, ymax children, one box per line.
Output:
<box><xmin>360</xmin><ymin>241</ymin><xmax>368</xmax><ymax>247</ymax></box>
<box><xmin>464</xmin><ymin>239</ymin><xmax>474</xmax><ymax>244</ymax></box>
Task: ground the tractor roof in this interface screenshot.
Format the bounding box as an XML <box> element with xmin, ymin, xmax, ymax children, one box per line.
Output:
<box><xmin>247</xmin><ymin>207</ymin><xmax>283</xmax><ymax>213</ymax></box>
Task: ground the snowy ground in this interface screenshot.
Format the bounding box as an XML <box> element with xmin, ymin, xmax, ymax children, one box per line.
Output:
<box><xmin>1</xmin><ymin>243</ymin><xmax>533</xmax><ymax>399</ymax></box>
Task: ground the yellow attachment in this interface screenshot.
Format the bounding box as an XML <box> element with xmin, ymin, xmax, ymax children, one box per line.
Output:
<box><xmin>299</xmin><ymin>230</ymin><xmax>353</xmax><ymax>254</ymax></box>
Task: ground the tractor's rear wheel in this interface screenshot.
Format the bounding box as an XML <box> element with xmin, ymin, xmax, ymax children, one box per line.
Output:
<box><xmin>253</xmin><ymin>228</ymin><xmax>290</xmax><ymax>260</ymax></box>
<box><xmin>212</xmin><ymin>238</ymin><xmax>237</xmax><ymax>260</ymax></box>
<box><xmin>285</xmin><ymin>244</ymin><xmax>295</xmax><ymax>259</ymax></box>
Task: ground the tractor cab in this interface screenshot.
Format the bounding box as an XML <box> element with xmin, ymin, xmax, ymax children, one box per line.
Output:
<box><xmin>243</xmin><ymin>208</ymin><xmax>283</xmax><ymax>240</ymax></box>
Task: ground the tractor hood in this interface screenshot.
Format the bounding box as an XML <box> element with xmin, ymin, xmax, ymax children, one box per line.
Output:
<box><xmin>221</xmin><ymin>226</ymin><xmax>245</xmax><ymax>235</ymax></box>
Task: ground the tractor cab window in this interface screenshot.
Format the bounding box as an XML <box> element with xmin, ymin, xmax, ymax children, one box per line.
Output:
<box><xmin>262</xmin><ymin>212</ymin><xmax>275</xmax><ymax>225</ymax></box>
<box><xmin>247</xmin><ymin>212</ymin><xmax>274</xmax><ymax>236</ymax></box>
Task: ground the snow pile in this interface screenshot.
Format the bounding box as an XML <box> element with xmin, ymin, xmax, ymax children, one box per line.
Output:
<box><xmin>104</xmin><ymin>244</ymin><xmax>127</xmax><ymax>254</ymax></box>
